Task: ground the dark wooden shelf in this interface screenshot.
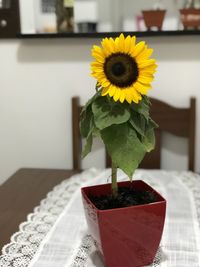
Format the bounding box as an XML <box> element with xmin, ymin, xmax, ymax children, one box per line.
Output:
<box><xmin>17</xmin><ymin>30</ymin><xmax>200</xmax><ymax>39</ymax></box>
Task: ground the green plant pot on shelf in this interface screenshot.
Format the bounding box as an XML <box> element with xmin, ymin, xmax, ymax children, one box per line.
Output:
<box><xmin>142</xmin><ymin>10</ymin><xmax>166</xmax><ymax>31</ymax></box>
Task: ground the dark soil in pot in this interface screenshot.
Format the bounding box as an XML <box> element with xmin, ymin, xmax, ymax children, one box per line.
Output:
<box><xmin>89</xmin><ymin>186</ymin><xmax>158</xmax><ymax>210</ymax></box>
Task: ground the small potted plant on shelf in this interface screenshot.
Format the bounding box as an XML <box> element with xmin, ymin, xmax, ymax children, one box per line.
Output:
<box><xmin>180</xmin><ymin>0</ymin><xmax>200</xmax><ymax>30</ymax></box>
<box><xmin>142</xmin><ymin>0</ymin><xmax>166</xmax><ymax>31</ymax></box>
<box><xmin>80</xmin><ymin>33</ymin><xmax>166</xmax><ymax>267</ymax></box>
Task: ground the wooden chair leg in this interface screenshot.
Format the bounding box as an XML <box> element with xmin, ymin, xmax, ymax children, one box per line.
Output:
<box><xmin>72</xmin><ymin>97</ymin><xmax>81</xmax><ymax>171</ymax></box>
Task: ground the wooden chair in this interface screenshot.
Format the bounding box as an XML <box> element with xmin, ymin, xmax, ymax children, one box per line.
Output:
<box><xmin>72</xmin><ymin>97</ymin><xmax>196</xmax><ymax>172</ymax></box>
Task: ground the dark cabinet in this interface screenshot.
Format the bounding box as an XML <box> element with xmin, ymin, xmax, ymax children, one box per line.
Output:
<box><xmin>0</xmin><ymin>0</ymin><xmax>20</xmax><ymax>38</ymax></box>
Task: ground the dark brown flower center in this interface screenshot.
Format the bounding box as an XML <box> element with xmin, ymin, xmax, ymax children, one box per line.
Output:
<box><xmin>104</xmin><ymin>53</ymin><xmax>138</xmax><ymax>88</ymax></box>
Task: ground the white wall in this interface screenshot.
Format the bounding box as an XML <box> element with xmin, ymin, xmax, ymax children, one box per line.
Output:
<box><xmin>0</xmin><ymin>36</ymin><xmax>200</xmax><ymax>183</ymax></box>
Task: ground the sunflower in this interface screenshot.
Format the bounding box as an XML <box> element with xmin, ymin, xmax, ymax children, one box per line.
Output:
<box><xmin>91</xmin><ymin>34</ymin><xmax>157</xmax><ymax>104</ymax></box>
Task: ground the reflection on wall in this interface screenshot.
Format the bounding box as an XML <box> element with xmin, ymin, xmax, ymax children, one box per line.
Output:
<box><xmin>19</xmin><ymin>0</ymin><xmax>194</xmax><ymax>34</ymax></box>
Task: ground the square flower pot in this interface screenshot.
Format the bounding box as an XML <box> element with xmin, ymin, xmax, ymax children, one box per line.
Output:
<box><xmin>180</xmin><ymin>8</ymin><xmax>200</xmax><ymax>29</ymax></box>
<box><xmin>81</xmin><ymin>180</ymin><xmax>166</xmax><ymax>267</ymax></box>
<box><xmin>142</xmin><ymin>10</ymin><xmax>166</xmax><ymax>31</ymax></box>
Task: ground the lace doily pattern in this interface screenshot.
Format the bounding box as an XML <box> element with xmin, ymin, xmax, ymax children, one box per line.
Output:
<box><xmin>71</xmin><ymin>235</ymin><xmax>162</xmax><ymax>267</ymax></box>
<box><xmin>0</xmin><ymin>169</ymin><xmax>99</xmax><ymax>267</ymax></box>
<box><xmin>179</xmin><ymin>172</ymin><xmax>200</xmax><ymax>227</ymax></box>
<box><xmin>70</xmin><ymin>235</ymin><xmax>95</xmax><ymax>267</ymax></box>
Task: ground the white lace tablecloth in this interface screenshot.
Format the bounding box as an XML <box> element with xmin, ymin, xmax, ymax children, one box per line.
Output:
<box><xmin>1</xmin><ymin>169</ymin><xmax>200</xmax><ymax>267</ymax></box>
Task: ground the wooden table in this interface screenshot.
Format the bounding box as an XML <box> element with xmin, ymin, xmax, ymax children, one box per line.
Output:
<box><xmin>0</xmin><ymin>168</ymin><xmax>78</xmax><ymax>251</ymax></box>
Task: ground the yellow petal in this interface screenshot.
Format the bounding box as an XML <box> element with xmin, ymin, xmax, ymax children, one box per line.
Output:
<box><xmin>131</xmin><ymin>41</ymin><xmax>146</xmax><ymax>57</ymax></box>
<box><xmin>136</xmin><ymin>47</ymin><xmax>153</xmax><ymax>61</ymax></box>
<box><xmin>138</xmin><ymin>76</ymin><xmax>154</xmax><ymax>84</ymax></box>
<box><xmin>101</xmin><ymin>80</ymin><xmax>111</xmax><ymax>87</ymax></box>
<box><xmin>100</xmin><ymin>78</ymin><xmax>108</xmax><ymax>82</ymax></box>
<box><xmin>101</xmin><ymin>87</ymin><xmax>110</xmax><ymax>96</ymax></box>
<box><xmin>102</xmin><ymin>37</ymin><xmax>116</xmax><ymax>55</ymax></box>
<box><xmin>131</xmin><ymin>36</ymin><xmax>136</xmax><ymax>47</ymax></box>
<box><xmin>131</xmin><ymin>90</ymin><xmax>141</xmax><ymax>103</ymax></box>
<box><xmin>125</xmin><ymin>91</ymin><xmax>133</xmax><ymax>104</ymax></box>
<box><xmin>134</xmin><ymin>86</ymin><xmax>148</xmax><ymax>95</ymax></box>
<box><xmin>139</xmin><ymin>63</ymin><xmax>157</xmax><ymax>75</ymax></box>
<box><xmin>140</xmin><ymin>69</ymin><xmax>156</xmax><ymax>76</ymax></box>
<box><xmin>138</xmin><ymin>59</ymin><xmax>156</xmax><ymax>68</ymax></box>
<box><xmin>113</xmin><ymin>88</ymin><xmax>121</xmax><ymax>101</ymax></box>
<box><xmin>93</xmin><ymin>74</ymin><xmax>106</xmax><ymax>80</ymax></box>
<box><xmin>92</xmin><ymin>45</ymin><xmax>103</xmax><ymax>54</ymax></box>
<box><xmin>114</xmin><ymin>37</ymin><xmax>120</xmax><ymax>52</ymax></box>
<box><xmin>127</xmin><ymin>36</ymin><xmax>136</xmax><ymax>54</ymax></box>
<box><xmin>124</xmin><ymin>35</ymin><xmax>131</xmax><ymax>54</ymax></box>
<box><xmin>101</xmin><ymin>38</ymin><xmax>108</xmax><ymax>49</ymax></box>
<box><xmin>91</xmin><ymin>46</ymin><xmax>105</xmax><ymax>62</ymax></box>
<box><xmin>109</xmin><ymin>85</ymin><xmax>116</xmax><ymax>97</ymax></box>
<box><xmin>101</xmin><ymin>38</ymin><xmax>112</xmax><ymax>57</ymax></box>
<box><xmin>134</xmin><ymin>82</ymin><xmax>152</xmax><ymax>95</ymax></box>
<box><xmin>97</xmin><ymin>75</ymin><xmax>107</xmax><ymax>80</ymax></box>
<box><xmin>108</xmin><ymin>37</ymin><xmax>116</xmax><ymax>53</ymax></box>
<box><xmin>91</xmin><ymin>67</ymin><xmax>104</xmax><ymax>73</ymax></box>
<box><xmin>91</xmin><ymin>61</ymin><xmax>103</xmax><ymax>68</ymax></box>
<box><xmin>92</xmin><ymin>52</ymin><xmax>105</xmax><ymax>63</ymax></box>
<box><xmin>92</xmin><ymin>46</ymin><xmax>105</xmax><ymax>57</ymax></box>
<box><xmin>91</xmin><ymin>72</ymin><xmax>100</xmax><ymax>77</ymax></box>
<box><xmin>118</xmin><ymin>33</ymin><xmax>125</xmax><ymax>51</ymax></box>
<box><xmin>140</xmin><ymin>64</ymin><xmax>157</xmax><ymax>73</ymax></box>
<box><xmin>119</xmin><ymin>90</ymin><xmax>125</xmax><ymax>103</ymax></box>
<box><xmin>91</xmin><ymin>71</ymin><xmax>99</xmax><ymax>77</ymax></box>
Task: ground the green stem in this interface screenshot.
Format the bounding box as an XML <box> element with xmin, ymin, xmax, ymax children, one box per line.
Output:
<box><xmin>111</xmin><ymin>161</ymin><xmax>118</xmax><ymax>198</ymax></box>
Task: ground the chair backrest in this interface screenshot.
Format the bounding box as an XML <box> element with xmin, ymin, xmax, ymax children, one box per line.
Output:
<box><xmin>72</xmin><ymin>97</ymin><xmax>196</xmax><ymax>172</ymax></box>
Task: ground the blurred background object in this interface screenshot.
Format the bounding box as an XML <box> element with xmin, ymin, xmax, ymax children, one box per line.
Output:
<box><xmin>0</xmin><ymin>0</ymin><xmax>20</xmax><ymax>37</ymax></box>
<box><xmin>180</xmin><ymin>0</ymin><xmax>200</xmax><ymax>30</ymax></box>
<box><xmin>56</xmin><ymin>0</ymin><xmax>74</xmax><ymax>33</ymax></box>
<box><xmin>142</xmin><ymin>0</ymin><xmax>166</xmax><ymax>31</ymax></box>
<box><xmin>77</xmin><ymin>22</ymin><xmax>97</xmax><ymax>33</ymax></box>
<box><xmin>16</xmin><ymin>0</ymin><xmax>200</xmax><ymax>35</ymax></box>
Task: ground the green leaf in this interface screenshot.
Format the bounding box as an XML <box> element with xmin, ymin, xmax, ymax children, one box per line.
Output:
<box><xmin>95</xmin><ymin>83</ymin><xmax>102</xmax><ymax>92</ymax></box>
<box><xmin>80</xmin><ymin>107</ymin><xmax>93</xmax><ymax>138</ymax></box>
<box><xmin>143</xmin><ymin>95</ymin><xmax>151</xmax><ymax>106</ymax></box>
<box><xmin>129</xmin><ymin>113</ymin><xmax>146</xmax><ymax>137</ymax></box>
<box><xmin>82</xmin><ymin>134</ymin><xmax>93</xmax><ymax>158</ymax></box>
<box><xmin>142</xmin><ymin>129</ymin><xmax>155</xmax><ymax>152</ymax></box>
<box><xmin>92</xmin><ymin>97</ymin><xmax>130</xmax><ymax>130</ymax></box>
<box><xmin>141</xmin><ymin>118</ymin><xmax>158</xmax><ymax>152</ymax></box>
<box><xmin>80</xmin><ymin>91</ymin><xmax>104</xmax><ymax>138</ymax></box>
<box><xmin>101</xmin><ymin>123</ymin><xmax>146</xmax><ymax>178</ymax></box>
<box><xmin>129</xmin><ymin>98</ymin><xmax>150</xmax><ymax>120</ymax></box>
<box><xmin>81</xmin><ymin>91</ymin><xmax>100</xmax><ymax>115</ymax></box>
<box><xmin>92</xmin><ymin>126</ymin><xmax>101</xmax><ymax>137</ymax></box>
<box><xmin>148</xmin><ymin>118</ymin><xmax>159</xmax><ymax>130</ymax></box>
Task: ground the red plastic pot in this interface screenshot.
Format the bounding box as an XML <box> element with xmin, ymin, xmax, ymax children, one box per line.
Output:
<box><xmin>81</xmin><ymin>180</ymin><xmax>166</xmax><ymax>267</ymax></box>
